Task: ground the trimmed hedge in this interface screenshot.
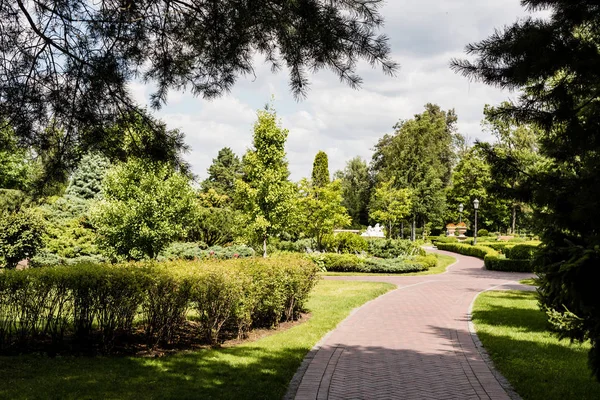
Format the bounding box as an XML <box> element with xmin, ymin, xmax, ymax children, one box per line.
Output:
<box><xmin>504</xmin><ymin>244</ymin><xmax>538</xmax><ymax>260</ymax></box>
<box><xmin>322</xmin><ymin>232</ymin><xmax>368</xmax><ymax>254</ymax></box>
<box><xmin>0</xmin><ymin>255</ymin><xmax>319</xmax><ymax>352</ymax></box>
<box><xmin>435</xmin><ymin>242</ymin><xmax>534</xmax><ymax>272</ymax></box>
<box><xmin>367</xmin><ymin>239</ymin><xmax>425</xmax><ymax>258</ymax></box>
<box><xmin>309</xmin><ymin>252</ymin><xmax>437</xmax><ymax>274</ymax></box>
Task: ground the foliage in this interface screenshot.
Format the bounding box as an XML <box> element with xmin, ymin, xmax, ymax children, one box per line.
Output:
<box><xmin>0</xmin><ymin>189</ymin><xmax>29</xmax><ymax>213</ymax></box>
<box><xmin>297</xmin><ymin>179</ymin><xmax>351</xmax><ymax>251</ymax></box>
<box><xmin>1</xmin><ymin>0</ymin><xmax>397</xmax><ymax>184</ymax></box>
<box><xmin>311</xmin><ymin>151</ymin><xmax>330</xmax><ymax>188</ymax></box>
<box><xmin>0</xmin><ymin>255</ymin><xmax>319</xmax><ymax>351</ymax></box>
<box><xmin>0</xmin><ymin>124</ymin><xmax>34</xmax><ymax>192</ymax></box>
<box><xmin>435</xmin><ymin>242</ymin><xmax>498</xmax><ymax>260</ymax></box>
<box><xmin>452</xmin><ymin>0</ymin><xmax>600</xmax><ymax>378</ymax></box>
<box><xmin>0</xmin><ymin>209</ymin><xmax>46</xmax><ymax>269</ymax></box>
<box><xmin>309</xmin><ymin>252</ymin><xmax>435</xmax><ymax>273</ymax></box>
<box><xmin>478</xmin><ymin>229</ymin><xmax>489</xmax><ymax>237</ymax></box>
<box><xmin>160</xmin><ymin>243</ymin><xmax>255</xmax><ymax>261</ymax></box>
<box><xmin>367</xmin><ymin>239</ymin><xmax>425</xmax><ymax>258</ymax></box>
<box><xmin>271</xmin><ymin>238</ymin><xmax>314</xmax><ymax>253</ymax></box>
<box><xmin>235</xmin><ymin>108</ymin><xmax>297</xmax><ymax>257</ymax></box>
<box><xmin>504</xmin><ymin>244</ymin><xmax>537</xmax><ymax>260</ymax></box>
<box><xmin>484</xmin><ymin>255</ymin><xmax>533</xmax><ymax>273</ymax></box>
<box><xmin>90</xmin><ymin>160</ymin><xmax>197</xmax><ymax>260</ymax></box>
<box><xmin>188</xmin><ymin>206</ymin><xmax>242</xmax><ymax>246</ymax></box>
<box><xmin>334</xmin><ymin>157</ymin><xmax>372</xmax><ymax>227</ymax></box>
<box><xmin>64</xmin><ymin>152</ymin><xmax>110</xmax><ymax>200</ymax></box>
<box><xmin>201</xmin><ymin>148</ymin><xmax>243</xmax><ymax>199</ymax></box>
<box><xmin>369</xmin><ymin>179</ymin><xmax>412</xmax><ymax>238</ymax></box>
<box><xmin>322</xmin><ymin>232</ymin><xmax>368</xmax><ymax>254</ymax></box>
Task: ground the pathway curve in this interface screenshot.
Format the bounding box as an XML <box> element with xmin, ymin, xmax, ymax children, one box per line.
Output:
<box><xmin>289</xmin><ymin>249</ymin><xmax>535</xmax><ymax>400</ymax></box>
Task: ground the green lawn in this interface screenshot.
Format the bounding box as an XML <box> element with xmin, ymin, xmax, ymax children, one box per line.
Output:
<box><xmin>519</xmin><ymin>278</ymin><xmax>538</xmax><ymax>286</ymax></box>
<box><xmin>320</xmin><ymin>254</ymin><xmax>456</xmax><ymax>276</ymax></box>
<box><xmin>473</xmin><ymin>290</ymin><xmax>600</xmax><ymax>400</ymax></box>
<box><xmin>0</xmin><ymin>280</ymin><xmax>394</xmax><ymax>400</ymax></box>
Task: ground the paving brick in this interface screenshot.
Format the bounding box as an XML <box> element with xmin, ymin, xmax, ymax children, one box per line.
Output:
<box><xmin>292</xmin><ymin>249</ymin><xmax>534</xmax><ymax>400</ymax></box>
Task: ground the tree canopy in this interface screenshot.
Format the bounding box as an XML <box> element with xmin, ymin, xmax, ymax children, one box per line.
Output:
<box><xmin>452</xmin><ymin>0</ymin><xmax>600</xmax><ymax>379</ymax></box>
<box><xmin>201</xmin><ymin>147</ymin><xmax>243</xmax><ymax>199</ymax></box>
<box><xmin>334</xmin><ymin>157</ymin><xmax>371</xmax><ymax>227</ymax></box>
<box><xmin>311</xmin><ymin>151</ymin><xmax>330</xmax><ymax>188</ymax></box>
<box><xmin>1</xmin><ymin>0</ymin><xmax>397</xmax><ymax>180</ymax></box>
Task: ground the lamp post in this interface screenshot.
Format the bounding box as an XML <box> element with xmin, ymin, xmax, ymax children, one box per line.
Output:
<box><xmin>473</xmin><ymin>198</ymin><xmax>479</xmax><ymax>245</ymax></box>
<box><xmin>458</xmin><ymin>203</ymin><xmax>464</xmax><ymax>223</ymax></box>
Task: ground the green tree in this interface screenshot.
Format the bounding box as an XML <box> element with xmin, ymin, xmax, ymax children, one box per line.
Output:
<box><xmin>369</xmin><ymin>179</ymin><xmax>412</xmax><ymax>238</ymax></box>
<box><xmin>0</xmin><ymin>125</ymin><xmax>33</xmax><ymax>192</ymax></box>
<box><xmin>452</xmin><ymin>0</ymin><xmax>600</xmax><ymax>379</ymax></box>
<box><xmin>0</xmin><ymin>209</ymin><xmax>46</xmax><ymax>269</ymax></box>
<box><xmin>235</xmin><ymin>108</ymin><xmax>297</xmax><ymax>257</ymax></box>
<box><xmin>91</xmin><ymin>160</ymin><xmax>196</xmax><ymax>260</ymax></box>
<box><xmin>2</xmin><ymin>1</ymin><xmax>397</xmax><ymax>182</ymax></box>
<box><xmin>65</xmin><ymin>152</ymin><xmax>111</xmax><ymax>200</ymax></box>
<box><xmin>334</xmin><ymin>157</ymin><xmax>372</xmax><ymax>227</ymax></box>
<box><xmin>201</xmin><ymin>148</ymin><xmax>243</xmax><ymax>199</ymax></box>
<box><xmin>297</xmin><ymin>179</ymin><xmax>351</xmax><ymax>250</ymax></box>
<box><xmin>311</xmin><ymin>151</ymin><xmax>330</xmax><ymax>188</ymax></box>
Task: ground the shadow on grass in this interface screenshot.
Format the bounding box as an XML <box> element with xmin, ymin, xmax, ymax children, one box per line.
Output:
<box><xmin>0</xmin><ymin>345</ymin><xmax>308</xmax><ymax>400</ymax></box>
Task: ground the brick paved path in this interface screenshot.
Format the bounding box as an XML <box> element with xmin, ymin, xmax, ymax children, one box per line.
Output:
<box><xmin>290</xmin><ymin>249</ymin><xmax>535</xmax><ymax>400</ymax></box>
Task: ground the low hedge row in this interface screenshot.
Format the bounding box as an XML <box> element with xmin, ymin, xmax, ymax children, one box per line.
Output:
<box><xmin>309</xmin><ymin>253</ymin><xmax>437</xmax><ymax>273</ymax></box>
<box><xmin>435</xmin><ymin>242</ymin><xmax>533</xmax><ymax>272</ymax></box>
<box><xmin>0</xmin><ymin>255</ymin><xmax>319</xmax><ymax>352</ymax></box>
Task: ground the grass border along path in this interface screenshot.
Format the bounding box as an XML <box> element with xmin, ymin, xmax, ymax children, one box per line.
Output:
<box><xmin>0</xmin><ymin>280</ymin><xmax>394</xmax><ymax>400</ymax></box>
<box><xmin>472</xmin><ymin>290</ymin><xmax>600</xmax><ymax>400</ymax></box>
<box><xmin>320</xmin><ymin>253</ymin><xmax>456</xmax><ymax>276</ymax></box>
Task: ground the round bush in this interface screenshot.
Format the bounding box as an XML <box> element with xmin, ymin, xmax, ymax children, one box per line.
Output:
<box><xmin>477</xmin><ymin>229</ymin><xmax>489</xmax><ymax>237</ymax></box>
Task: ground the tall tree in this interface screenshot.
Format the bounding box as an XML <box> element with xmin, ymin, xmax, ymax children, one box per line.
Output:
<box><xmin>201</xmin><ymin>147</ymin><xmax>243</xmax><ymax>199</ymax></box>
<box><xmin>1</xmin><ymin>0</ymin><xmax>397</xmax><ymax>181</ymax></box>
<box><xmin>297</xmin><ymin>179</ymin><xmax>351</xmax><ymax>250</ymax></box>
<box><xmin>65</xmin><ymin>152</ymin><xmax>111</xmax><ymax>200</ymax></box>
<box><xmin>369</xmin><ymin>179</ymin><xmax>412</xmax><ymax>239</ymax></box>
<box><xmin>452</xmin><ymin>0</ymin><xmax>600</xmax><ymax>379</ymax></box>
<box><xmin>235</xmin><ymin>107</ymin><xmax>297</xmax><ymax>257</ymax></box>
<box><xmin>311</xmin><ymin>151</ymin><xmax>330</xmax><ymax>188</ymax></box>
<box><xmin>334</xmin><ymin>157</ymin><xmax>372</xmax><ymax>227</ymax></box>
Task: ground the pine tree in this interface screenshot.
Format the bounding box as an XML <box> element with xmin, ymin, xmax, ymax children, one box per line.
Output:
<box><xmin>334</xmin><ymin>157</ymin><xmax>372</xmax><ymax>227</ymax></box>
<box><xmin>311</xmin><ymin>151</ymin><xmax>330</xmax><ymax>188</ymax></box>
<box><xmin>65</xmin><ymin>152</ymin><xmax>110</xmax><ymax>200</ymax></box>
<box><xmin>201</xmin><ymin>147</ymin><xmax>242</xmax><ymax>199</ymax></box>
<box><xmin>452</xmin><ymin>0</ymin><xmax>600</xmax><ymax>379</ymax></box>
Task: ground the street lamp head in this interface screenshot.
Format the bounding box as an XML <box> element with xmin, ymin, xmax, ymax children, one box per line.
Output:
<box><xmin>473</xmin><ymin>198</ymin><xmax>479</xmax><ymax>210</ymax></box>
<box><xmin>458</xmin><ymin>203</ymin><xmax>463</xmax><ymax>213</ymax></box>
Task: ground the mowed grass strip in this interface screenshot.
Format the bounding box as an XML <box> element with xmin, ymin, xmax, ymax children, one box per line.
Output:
<box><xmin>473</xmin><ymin>290</ymin><xmax>600</xmax><ymax>400</ymax></box>
<box><xmin>0</xmin><ymin>280</ymin><xmax>394</xmax><ymax>400</ymax></box>
<box><xmin>321</xmin><ymin>254</ymin><xmax>456</xmax><ymax>276</ymax></box>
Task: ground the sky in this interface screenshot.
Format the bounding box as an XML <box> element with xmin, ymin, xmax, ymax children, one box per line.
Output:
<box><xmin>129</xmin><ymin>0</ymin><xmax>541</xmax><ymax>182</ymax></box>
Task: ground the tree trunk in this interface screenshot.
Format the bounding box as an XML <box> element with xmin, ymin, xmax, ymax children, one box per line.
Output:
<box><xmin>388</xmin><ymin>222</ymin><xmax>392</xmax><ymax>239</ymax></box>
<box><xmin>422</xmin><ymin>221</ymin><xmax>426</xmax><ymax>241</ymax></box>
<box><xmin>400</xmin><ymin>221</ymin><xmax>404</xmax><ymax>239</ymax></box>
<box><xmin>411</xmin><ymin>216</ymin><xmax>416</xmax><ymax>242</ymax></box>
<box><xmin>511</xmin><ymin>204</ymin><xmax>517</xmax><ymax>234</ymax></box>
<box><xmin>263</xmin><ymin>235</ymin><xmax>268</xmax><ymax>258</ymax></box>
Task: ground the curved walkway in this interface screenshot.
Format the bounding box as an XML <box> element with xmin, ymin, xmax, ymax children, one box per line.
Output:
<box><xmin>289</xmin><ymin>249</ymin><xmax>535</xmax><ymax>400</ymax></box>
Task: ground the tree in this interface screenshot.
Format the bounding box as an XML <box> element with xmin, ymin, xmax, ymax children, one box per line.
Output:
<box><xmin>297</xmin><ymin>179</ymin><xmax>351</xmax><ymax>250</ymax></box>
<box><xmin>201</xmin><ymin>148</ymin><xmax>243</xmax><ymax>199</ymax></box>
<box><xmin>0</xmin><ymin>124</ymin><xmax>34</xmax><ymax>191</ymax></box>
<box><xmin>452</xmin><ymin>0</ymin><xmax>600</xmax><ymax>379</ymax></box>
<box><xmin>311</xmin><ymin>151</ymin><xmax>330</xmax><ymax>188</ymax></box>
<box><xmin>0</xmin><ymin>209</ymin><xmax>45</xmax><ymax>269</ymax></box>
<box><xmin>235</xmin><ymin>107</ymin><xmax>297</xmax><ymax>257</ymax></box>
<box><xmin>369</xmin><ymin>179</ymin><xmax>412</xmax><ymax>239</ymax></box>
<box><xmin>65</xmin><ymin>152</ymin><xmax>111</xmax><ymax>200</ymax></box>
<box><xmin>90</xmin><ymin>159</ymin><xmax>196</xmax><ymax>260</ymax></box>
<box><xmin>334</xmin><ymin>157</ymin><xmax>372</xmax><ymax>227</ymax></box>
<box><xmin>1</xmin><ymin>0</ymin><xmax>397</xmax><ymax>180</ymax></box>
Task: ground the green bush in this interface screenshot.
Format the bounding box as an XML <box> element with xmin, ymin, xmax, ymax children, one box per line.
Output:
<box><xmin>159</xmin><ymin>242</ymin><xmax>254</xmax><ymax>261</ymax></box>
<box><xmin>505</xmin><ymin>244</ymin><xmax>538</xmax><ymax>260</ymax></box>
<box><xmin>435</xmin><ymin>242</ymin><xmax>498</xmax><ymax>259</ymax></box>
<box><xmin>477</xmin><ymin>229</ymin><xmax>489</xmax><ymax>237</ymax></box>
<box><xmin>0</xmin><ymin>209</ymin><xmax>46</xmax><ymax>269</ymax></box>
<box><xmin>484</xmin><ymin>255</ymin><xmax>533</xmax><ymax>272</ymax></box>
<box><xmin>367</xmin><ymin>239</ymin><xmax>425</xmax><ymax>258</ymax></box>
<box><xmin>476</xmin><ymin>242</ymin><xmax>512</xmax><ymax>253</ymax></box>
<box><xmin>0</xmin><ymin>255</ymin><xmax>319</xmax><ymax>351</ymax></box>
<box><xmin>322</xmin><ymin>232</ymin><xmax>368</xmax><ymax>254</ymax></box>
<box><xmin>310</xmin><ymin>252</ymin><xmax>437</xmax><ymax>273</ymax></box>
<box><xmin>272</xmin><ymin>238</ymin><xmax>314</xmax><ymax>253</ymax></box>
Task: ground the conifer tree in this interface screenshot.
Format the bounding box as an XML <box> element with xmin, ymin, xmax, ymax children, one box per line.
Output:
<box><xmin>311</xmin><ymin>151</ymin><xmax>330</xmax><ymax>188</ymax></box>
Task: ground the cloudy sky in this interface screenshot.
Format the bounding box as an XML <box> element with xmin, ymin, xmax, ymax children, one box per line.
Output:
<box><xmin>130</xmin><ymin>0</ymin><xmax>540</xmax><ymax>182</ymax></box>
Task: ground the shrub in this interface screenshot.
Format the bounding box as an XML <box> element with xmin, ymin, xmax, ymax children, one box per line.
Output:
<box><xmin>367</xmin><ymin>239</ymin><xmax>425</xmax><ymax>258</ymax></box>
<box><xmin>309</xmin><ymin>253</ymin><xmax>365</xmax><ymax>272</ymax></box>
<box><xmin>0</xmin><ymin>209</ymin><xmax>46</xmax><ymax>269</ymax></box>
<box><xmin>477</xmin><ymin>229</ymin><xmax>489</xmax><ymax>237</ymax></box>
<box><xmin>484</xmin><ymin>255</ymin><xmax>533</xmax><ymax>272</ymax></box>
<box><xmin>310</xmin><ymin>252</ymin><xmax>437</xmax><ymax>273</ymax></box>
<box><xmin>505</xmin><ymin>244</ymin><xmax>538</xmax><ymax>260</ymax></box>
<box><xmin>322</xmin><ymin>232</ymin><xmax>368</xmax><ymax>254</ymax></box>
<box><xmin>435</xmin><ymin>242</ymin><xmax>498</xmax><ymax>259</ymax></box>
<box><xmin>159</xmin><ymin>243</ymin><xmax>254</xmax><ymax>261</ymax></box>
<box><xmin>0</xmin><ymin>255</ymin><xmax>319</xmax><ymax>351</ymax></box>
<box><xmin>430</xmin><ymin>236</ymin><xmax>458</xmax><ymax>244</ymax></box>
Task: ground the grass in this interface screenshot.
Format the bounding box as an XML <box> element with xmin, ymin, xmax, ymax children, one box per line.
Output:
<box><xmin>0</xmin><ymin>280</ymin><xmax>394</xmax><ymax>400</ymax></box>
<box><xmin>519</xmin><ymin>278</ymin><xmax>538</xmax><ymax>286</ymax></box>
<box><xmin>472</xmin><ymin>290</ymin><xmax>600</xmax><ymax>400</ymax></box>
<box><xmin>320</xmin><ymin>254</ymin><xmax>456</xmax><ymax>276</ymax></box>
